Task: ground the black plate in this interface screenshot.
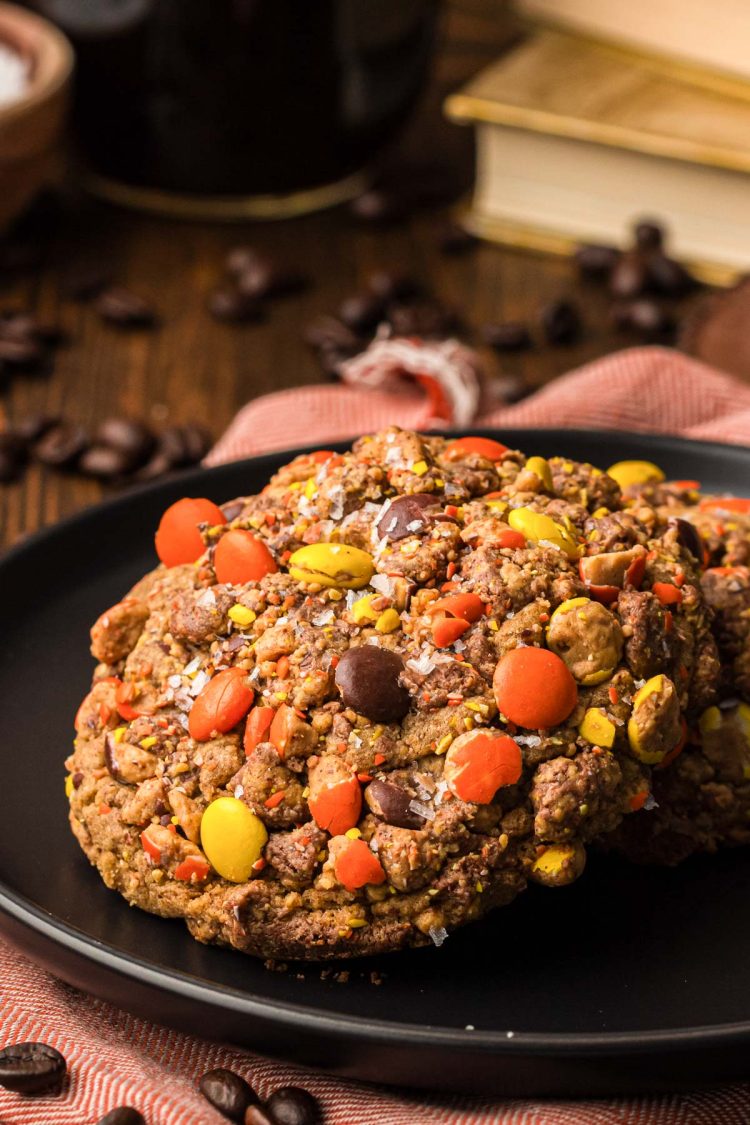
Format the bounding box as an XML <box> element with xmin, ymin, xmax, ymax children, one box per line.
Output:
<box><xmin>2</xmin><ymin>429</ymin><xmax>750</xmax><ymax>1098</ymax></box>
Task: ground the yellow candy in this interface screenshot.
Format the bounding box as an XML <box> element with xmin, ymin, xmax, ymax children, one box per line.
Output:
<box><xmin>607</xmin><ymin>460</ymin><xmax>665</xmax><ymax>491</ymax></box>
<box><xmin>351</xmin><ymin>594</ymin><xmax>379</xmax><ymax>624</ymax></box>
<box><xmin>200</xmin><ymin>797</ymin><xmax>267</xmax><ymax>882</ymax></box>
<box><xmin>530</xmin><ymin>841</ymin><xmax>586</xmax><ymax>887</ymax></box>
<box><xmin>412</xmin><ymin>460</ymin><xmax>429</xmax><ymax>476</ymax></box>
<box><xmin>579</xmin><ymin>708</ymin><xmax>616</xmax><ymax>749</ymax></box>
<box><xmin>628</xmin><ymin>674</ymin><xmax>678</xmax><ymax>764</ymax></box>
<box><xmin>699</xmin><ymin>705</ymin><xmax>722</xmax><ymax>735</ymax></box>
<box><xmin>375</xmin><ymin>608</ymin><xmax>400</xmax><ymax>634</ymax></box>
<box><xmin>288</xmin><ymin>543</ymin><xmax>374</xmax><ymax>589</ymax></box>
<box><xmin>304</xmin><ymin>478</ymin><xmax>317</xmax><ymax>500</ymax></box>
<box><xmin>228</xmin><ymin>604</ymin><xmax>256</xmax><ymax>627</ymax></box>
<box><xmin>65</xmin><ymin>774</ymin><xmax>74</xmax><ymax>799</ymax></box>
<box><xmin>525</xmin><ymin>456</ymin><xmax>553</xmax><ymax>490</ymax></box>
<box><xmin>486</xmin><ymin>499</ymin><xmax>508</xmax><ymax>514</ymax></box>
<box><xmin>508</xmin><ymin>507</ymin><xmax>580</xmax><ymax>558</ymax></box>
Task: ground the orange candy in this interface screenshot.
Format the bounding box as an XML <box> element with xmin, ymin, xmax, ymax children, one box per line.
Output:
<box><xmin>188</xmin><ymin>668</ymin><xmax>254</xmax><ymax>742</ymax></box>
<box><xmin>155</xmin><ymin>497</ymin><xmax>226</xmax><ymax>567</ymax></box>
<box><xmin>309</xmin><ymin>774</ymin><xmax>362</xmax><ymax>836</ymax></box>
<box><xmin>444</xmin><ymin>436</ymin><xmax>509</xmax><ymax>462</ymax></box>
<box><xmin>428</xmin><ymin>592</ymin><xmax>485</xmax><ymax>623</ymax></box>
<box><xmin>493</xmin><ymin>647</ymin><xmax>578</xmax><ymax>729</ymax></box>
<box><xmin>244</xmin><ymin>705</ymin><xmax>275</xmax><ymax>756</ymax></box>
<box><xmin>333</xmin><ymin>837</ymin><xmax>386</xmax><ymax>891</ymax></box>
<box><xmin>214</xmin><ymin>529</ymin><xmax>278</xmax><ymax>585</ymax></box>
<box><xmin>174</xmin><ymin>855</ymin><xmax>211</xmax><ymax>882</ymax></box>
<box><xmin>699</xmin><ymin>497</ymin><xmax>750</xmax><ymax>514</ymax></box>
<box><xmin>444</xmin><ymin>731</ymin><xmax>522</xmax><ymax>803</ymax></box>
<box><xmin>652</xmin><ymin>582</ymin><xmax>683</xmax><ymax>606</ymax></box>
<box><xmin>432</xmin><ymin>616</ymin><xmax>470</xmax><ymax>648</ymax></box>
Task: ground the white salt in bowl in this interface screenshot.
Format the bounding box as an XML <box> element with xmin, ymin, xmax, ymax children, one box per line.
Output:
<box><xmin>0</xmin><ymin>2</ymin><xmax>73</xmax><ymax>232</ymax></box>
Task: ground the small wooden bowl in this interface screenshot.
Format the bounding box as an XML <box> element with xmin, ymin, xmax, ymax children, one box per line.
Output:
<box><xmin>0</xmin><ymin>2</ymin><xmax>73</xmax><ymax>233</ymax></box>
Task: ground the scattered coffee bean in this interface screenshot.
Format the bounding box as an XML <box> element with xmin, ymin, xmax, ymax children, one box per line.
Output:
<box><xmin>208</xmin><ymin>287</ymin><xmax>264</xmax><ymax>324</ymax></box>
<box><xmin>376</xmin><ymin>493</ymin><xmax>437</xmax><ymax>541</ymax></box>
<box><xmin>481</xmin><ymin>321</ymin><xmax>532</xmax><ymax>352</ymax></box>
<box><xmin>245</xmin><ymin>1106</ymin><xmax>274</xmax><ymax>1125</ymax></box>
<box><xmin>609</xmin><ymin>252</ymin><xmax>649</xmax><ymax>299</ymax></box>
<box><xmin>62</xmin><ymin>262</ymin><xmax>112</xmax><ymax>301</ymax></box>
<box><xmin>338</xmin><ymin>293</ymin><xmax>384</xmax><ymax>334</ymax></box>
<box><xmin>646</xmin><ymin>253</ymin><xmax>696</xmax><ymax>297</ymax></box>
<box><xmin>95</xmin><ymin>1109</ymin><xmax>145</xmax><ymax>1125</ymax></box>
<box><xmin>9</xmin><ymin>412</ymin><xmax>59</xmax><ymax>443</ymax></box>
<box><xmin>266</xmin><ymin>1085</ymin><xmax>320</xmax><ymax>1125</ymax></box>
<box><xmin>367</xmin><ymin>269</ymin><xmax>420</xmax><ymax>302</ymax></box>
<box><xmin>634</xmin><ymin>219</ymin><xmax>664</xmax><ymax>251</ymax></box>
<box><xmin>0</xmin><ymin>1041</ymin><xmax>66</xmax><ymax>1093</ymax></box>
<box><xmin>96</xmin><ymin>417</ymin><xmax>156</xmax><ymax>467</ymax></box>
<box><xmin>79</xmin><ymin>444</ymin><xmax>133</xmax><ymax>480</ymax></box>
<box><xmin>0</xmin><ymin>334</ymin><xmax>45</xmax><ymax>368</ymax></box>
<box><xmin>365</xmin><ymin>778</ymin><xmax>425</xmax><ymax>829</ymax></box>
<box><xmin>34</xmin><ymin>421</ymin><xmax>89</xmax><ymax>467</ymax></box>
<box><xmin>436</xmin><ymin>221</ymin><xmax>478</xmax><ymax>255</ymax></box>
<box><xmin>335</xmin><ymin>646</ymin><xmax>410</xmax><ymax>723</ymax></box>
<box><xmin>96</xmin><ymin>287</ymin><xmax>157</xmax><ymax>328</ymax></box>
<box><xmin>387</xmin><ymin>300</ymin><xmax>458</xmax><ymax>338</ymax></box>
<box><xmin>540</xmin><ymin>298</ymin><xmax>582</xmax><ymax>345</ymax></box>
<box><xmin>611</xmin><ymin>298</ymin><xmax>674</xmax><ymax>339</ymax></box>
<box><xmin>574</xmin><ymin>243</ymin><xmax>621</xmax><ymax>279</ymax></box>
<box><xmin>134</xmin><ymin>450</ymin><xmax>174</xmax><ymax>482</ymax></box>
<box><xmin>670</xmin><ymin>516</ymin><xmax>704</xmax><ymax>560</ymax></box>
<box><xmin>199</xmin><ymin>1067</ymin><xmax>258</xmax><ymax>1122</ymax></box>
<box><xmin>226</xmin><ymin>245</ymin><xmax>263</xmax><ymax>277</ymax></box>
<box><xmin>159</xmin><ymin>423</ymin><xmax>212</xmax><ymax>467</ymax></box>
<box><xmin>349</xmin><ymin>189</ymin><xmax>405</xmax><ymax>224</ymax></box>
<box><xmin>236</xmin><ymin>257</ymin><xmax>308</xmax><ymax>300</ymax></box>
<box><xmin>302</xmin><ymin>315</ymin><xmax>361</xmax><ymax>354</ymax></box>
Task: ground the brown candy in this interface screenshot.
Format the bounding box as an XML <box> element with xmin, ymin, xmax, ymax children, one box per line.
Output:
<box><xmin>376</xmin><ymin>494</ymin><xmax>436</xmax><ymax>541</ymax></box>
<box><xmin>365</xmin><ymin>778</ymin><xmax>425</xmax><ymax>829</ymax></box>
<box><xmin>334</xmin><ymin>646</ymin><xmax>410</xmax><ymax>723</ymax></box>
<box><xmin>669</xmin><ymin>516</ymin><xmax>704</xmax><ymax>561</ymax></box>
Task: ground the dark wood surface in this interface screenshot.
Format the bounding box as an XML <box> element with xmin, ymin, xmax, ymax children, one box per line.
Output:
<box><xmin>0</xmin><ymin>0</ymin><xmax>698</xmax><ymax>550</ymax></box>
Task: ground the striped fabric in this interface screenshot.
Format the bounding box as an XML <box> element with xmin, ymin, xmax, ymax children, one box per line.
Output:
<box><xmin>3</xmin><ymin>344</ymin><xmax>750</xmax><ymax>1125</ymax></box>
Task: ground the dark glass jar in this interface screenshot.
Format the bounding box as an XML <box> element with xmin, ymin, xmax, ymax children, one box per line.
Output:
<box><xmin>31</xmin><ymin>0</ymin><xmax>439</xmax><ymax>216</ymax></box>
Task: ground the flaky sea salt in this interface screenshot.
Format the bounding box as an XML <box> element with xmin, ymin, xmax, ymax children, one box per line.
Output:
<box><xmin>429</xmin><ymin>925</ymin><xmax>449</xmax><ymax>947</ymax></box>
<box><xmin>0</xmin><ymin>42</ymin><xmax>28</xmax><ymax>108</ymax></box>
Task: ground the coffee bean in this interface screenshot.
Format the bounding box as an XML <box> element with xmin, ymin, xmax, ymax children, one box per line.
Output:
<box><xmin>79</xmin><ymin>444</ymin><xmax>133</xmax><ymax>479</ymax></box>
<box><xmin>95</xmin><ymin>1109</ymin><xmax>146</xmax><ymax>1125</ymax></box>
<box><xmin>9</xmin><ymin>412</ymin><xmax>59</xmax><ymax>443</ymax></box>
<box><xmin>376</xmin><ymin>494</ymin><xmax>437</xmax><ymax>541</ymax></box>
<box><xmin>266</xmin><ymin>1085</ymin><xmax>320</xmax><ymax>1125</ymax></box>
<box><xmin>0</xmin><ymin>1041</ymin><xmax>66</xmax><ymax>1093</ymax></box>
<box><xmin>609</xmin><ymin>252</ymin><xmax>649</xmax><ymax>299</ymax></box>
<box><xmin>387</xmin><ymin>301</ymin><xmax>458</xmax><ymax>339</ymax></box>
<box><xmin>96</xmin><ymin>288</ymin><xmax>157</xmax><ymax>328</ymax></box>
<box><xmin>634</xmin><ymin>219</ymin><xmax>664</xmax><ymax>251</ymax></box>
<box><xmin>34</xmin><ymin>421</ymin><xmax>89</xmax><ymax>467</ymax></box>
<box><xmin>245</xmin><ymin>1107</ymin><xmax>274</xmax><ymax>1125</ymax></box>
<box><xmin>540</xmin><ymin>299</ymin><xmax>582</xmax><ymax>345</ymax></box>
<box><xmin>349</xmin><ymin>189</ymin><xmax>406</xmax><ymax>224</ymax></box>
<box><xmin>208</xmin><ymin>287</ymin><xmax>264</xmax><ymax>323</ymax></box>
<box><xmin>574</xmin><ymin>243</ymin><xmax>620</xmax><ymax>279</ymax></box>
<box><xmin>365</xmin><ymin>778</ymin><xmax>425</xmax><ymax>829</ymax></box>
<box><xmin>199</xmin><ymin>1067</ymin><xmax>257</xmax><ymax>1122</ymax></box>
<box><xmin>646</xmin><ymin>254</ymin><xmax>696</xmax><ymax>297</ymax></box>
<box><xmin>0</xmin><ymin>334</ymin><xmax>45</xmax><ymax>368</ymax></box>
<box><xmin>338</xmin><ymin>293</ymin><xmax>384</xmax><ymax>334</ymax></box>
<box><xmin>670</xmin><ymin>516</ymin><xmax>704</xmax><ymax>560</ymax></box>
<box><xmin>367</xmin><ymin>269</ymin><xmax>420</xmax><ymax>302</ymax></box>
<box><xmin>96</xmin><ymin>417</ymin><xmax>156</xmax><ymax>467</ymax></box>
<box><xmin>226</xmin><ymin>245</ymin><xmax>263</xmax><ymax>277</ymax></box>
<box><xmin>237</xmin><ymin>258</ymin><xmax>308</xmax><ymax>300</ymax></box>
<box><xmin>481</xmin><ymin>321</ymin><xmax>532</xmax><ymax>352</ymax></box>
<box><xmin>335</xmin><ymin>646</ymin><xmax>410</xmax><ymax>723</ymax></box>
<box><xmin>436</xmin><ymin>221</ymin><xmax>478</xmax><ymax>255</ymax></box>
<box><xmin>63</xmin><ymin>263</ymin><xmax>112</xmax><ymax>301</ymax></box>
<box><xmin>159</xmin><ymin>423</ymin><xmax>212</xmax><ymax>467</ymax></box>
<box><xmin>302</xmin><ymin>316</ymin><xmax>361</xmax><ymax>354</ymax></box>
<box><xmin>611</xmin><ymin>299</ymin><xmax>674</xmax><ymax>339</ymax></box>
<box><xmin>133</xmin><ymin>450</ymin><xmax>173</xmax><ymax>482</ymax></box>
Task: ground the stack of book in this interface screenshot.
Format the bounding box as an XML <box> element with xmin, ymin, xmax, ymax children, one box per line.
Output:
<box><xmin>445</xmin><ymin>2</ymin><xmax>750</xmax><ymax>282</ymax></box>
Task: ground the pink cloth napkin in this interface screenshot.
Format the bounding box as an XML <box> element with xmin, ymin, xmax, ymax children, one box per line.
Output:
<box><xmin>3</xmin><ymin>344</ymin><xmax>750</xmax><ymax>1125</ymax></box>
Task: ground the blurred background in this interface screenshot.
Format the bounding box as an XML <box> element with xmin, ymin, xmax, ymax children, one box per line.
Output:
<box><xmin>0</xmin><ymin>0</ymin><xmax>746</xmax><ymax>548</ymax></box>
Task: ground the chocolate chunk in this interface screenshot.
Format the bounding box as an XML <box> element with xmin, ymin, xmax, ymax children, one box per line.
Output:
<box><xmin>646</xmin><ymin>253</ymin><xmax>697</xmax><ymax>297</ymax></box>
<box><xmin>376</xmin><ymin>494</ymin><xmax>436</xmax><ymax>541</ymax></box>
<box><xmin>265</xmin><ymin>1085</ymin><xmax>321</xmax><ymax>1125</ymax></box>
<box><xmin>367</xmin><ymin>269</ymin><xmax>420</xmax><ymax>302</ymax></box>
<box><xmin>540</xmin><ymin>299</ymin><xmax>582</xmax><ymax>345</ymax></box>
<box><xmin>199</xmin><ymin>1067</ymin><xmax>257</xmax><ymax>1122</ymax></box>
<box><xmin>436</xmin><ymin>221</ymin><xmax>478</xmax><ymax>255</ymax></box>
<box><xmin>236</xmin><ymin>257</ymin><xmax>308</xmax><ymax>300</ymax></box>
<box><xmin>335</xmin><ymin>646</ymin><xmax>410</xmax><ymax>723</ymax></box>
<box><xmin>349</xmin><ymin>189</ymin><xmax>406</xmax><ymax>224</ymax></box>
<box><xmin>365</xmin><ymin>778</ymin><xmax>426</xmax><ymax>829</ymax></box>
<box><xmin>34</xmin><ymin>421</ymin><xmax>89</xmax><ymax>467</ymax></box>
<box><xmin>208</xmin><ymin>287</ymin><xmax>264</xmax><ymax>323</ymax></box>
<box><xmin>79</xmin><ymin>444</ymin><xmax>133</xmax><ymax>479</ymax></box>
<box><xmin>481</xmin><ymin>321</ymin><xmax>532</xmax><ymax>352</ymax></box>
<box><xmin>338</xmin><ymin>293</ymin><xmax>384</xmax><ymax>333</ymax></box>
<box><xmin>609</xmin><ymin>253</ymin><xmax>648</xmax><ymax>299</ymax></box>
<box><xmin>302</xmin><ymin>316</ymin><xmax>361</xmax><ymax>354</ymax></box>
<box><xmin>670</xmin><ymin>517</ymin><xmax>704</xmax><ymax>560</ymax></box>
<box><xmin>634</xmin><ymin>219</ymin><xmax>664</xmax><ymax>251</ymax></box>
<box><xmin>574</xmin><ymin>243</ymin><xmax>621</xmax><ymax>279</ymax></box>
<box><xmin>96</xmin><ymin>288</ymin><xmax>157</xmax><ymax>328</ymax></box>
<box><xmin>95</xmin><ymin>1110</ymin><xmax>146</xmax><ymax>1125</ymax></box>
<box><xmin>96</xmin><ymin>417</ymin><xmax>156</xmax><ymax>467</ymax></box>
<box><xmin>0</xmin><ymin>1042</ymin><xmax>66</xmax><ymax>1093</ymax></box>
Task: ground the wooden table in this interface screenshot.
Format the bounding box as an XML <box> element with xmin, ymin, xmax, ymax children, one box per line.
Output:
<box><xmin>0</xmin><ymin>0</ymin><xmax>699</xmax><ymax>550</ymax></box>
